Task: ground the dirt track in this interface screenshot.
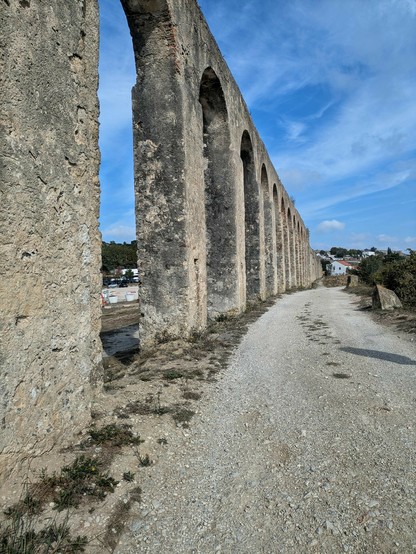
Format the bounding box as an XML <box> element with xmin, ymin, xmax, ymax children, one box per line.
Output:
<box><xmin>114</xmin><ymin>285</ymin><xmax>416</xmax><ymax>553</ymax></box>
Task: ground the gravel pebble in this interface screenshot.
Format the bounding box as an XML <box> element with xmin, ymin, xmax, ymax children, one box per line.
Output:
<box><xmin>116</xmin><ymin>287</ymin><xmax>415</xmax><ymax>553</ymax></box>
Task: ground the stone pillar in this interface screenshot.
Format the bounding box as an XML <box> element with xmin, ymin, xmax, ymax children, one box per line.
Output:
<box><xmin>0</xmin><ymin>0</ymin><xmax>101</xmax><ymax>482</ymax></box>
<box><xmin>123</xmin><ymin>1</ymin><xmax>194</xmax><ymax>344</ymax></box>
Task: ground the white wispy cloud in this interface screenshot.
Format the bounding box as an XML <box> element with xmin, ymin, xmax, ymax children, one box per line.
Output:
<box><xmin>377</xmin><ymin>234</ymin><xmax>399</xmax><ymax>246</ymax></box>
<box><xmin>317</xmin><ymin>220</ymin><xmax>345</xmax><ymax>232</ymax></box>
<box><xmin>294</xmin><ymin>169</ymin><xmax>411</xmax><ymax>220</ymax></box>
<box><xmin>101</xmin><ymin>223</ymin><xmax>136</xmax><ymax>243</ymax></box>
<box><xmin>281</xmin><ymin>120</ymin><xmax>307</xmax><ymax>143</ymax></box>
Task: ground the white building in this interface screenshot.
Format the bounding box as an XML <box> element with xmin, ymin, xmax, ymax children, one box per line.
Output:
<box><xmin>329</xmin><ymin>261</ymin><xmax>354</xmax><ymax>275</ymax></box>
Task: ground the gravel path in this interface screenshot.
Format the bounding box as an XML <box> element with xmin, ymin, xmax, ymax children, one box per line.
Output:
<box><xmin>116</xmin><ymin>286</ymin><xmax>416</xmax><ymax>553</ymax></box>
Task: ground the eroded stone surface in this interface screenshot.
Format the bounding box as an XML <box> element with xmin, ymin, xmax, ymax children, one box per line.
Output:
<box><xmin>372</xmin><ymin>285</ymin><xmax>403</xmax><ymax>311</ymax></box>
<box><xmin>122</xmin><ymin>0</ymin><xmax>321</xmax><ymax>346</ymax></box>
<box><xmin>0</xmin><ymin>0</ymin><xmax>320</xmax><ymax>484</ymax></box>
<box><xmin>0</xmin><ymin>0</ymin><xmax>101</xmax><ymax>481</ymax></box>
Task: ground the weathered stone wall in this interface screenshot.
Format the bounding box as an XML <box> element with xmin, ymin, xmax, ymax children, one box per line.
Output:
<box><xmin>122</xmin><ymin>0</ymin><xmax>321</xmax><ymax>345</ymax></box>
<box><xmin>0</xmin><ymin>0</ymin><xmax>101</xmax><ymax>480</ymax></box>
<box><xmin>0</xmin><ymin>0</ymin><xmax>320</xmax><ymax>482</ymax></box>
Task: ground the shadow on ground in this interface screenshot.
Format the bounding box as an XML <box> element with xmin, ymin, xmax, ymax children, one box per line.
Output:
<box><xmin>340</xmin><ymin>346</ymin><xmax>416</xmax><ymax>366</ymax></box>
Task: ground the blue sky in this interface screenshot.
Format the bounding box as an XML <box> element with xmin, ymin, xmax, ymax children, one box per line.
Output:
<box><xmin>99</xmin><ymin>0</ymin><xmax>416</xmax><ymax>252</ymax></box>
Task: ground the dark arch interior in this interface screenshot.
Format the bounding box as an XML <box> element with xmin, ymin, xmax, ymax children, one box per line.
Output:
<box><xmin>199</xmin><ymin>67</ymin><xmax>236</xmax><ymax>317</ymax></box>
<box><xmin>273</xmin><ymin>184</ymin><xmax>284</xmax><ymax>291</ymax></box>
<box><xmin>241</xmin><ymin>131</ymin><xmax>260</xmax><ymax>301</ymax></box>
<box><xmin>97</xmin><ymin>0</ymin><xmax>142</xmax><ymax>356</ymax></box>
<box><xmin>281</xmin><ymin>200</ymin><xmax>291</xmax><ymax>287</ymax></box>
<box><xmin>261</xmin><ymin>165</ymin><xmax>273</xmax><ymax>294</ymax></box>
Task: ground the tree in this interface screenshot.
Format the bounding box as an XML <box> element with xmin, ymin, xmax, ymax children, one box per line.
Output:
<box><xmin>321</xmin><ymin>259</ymin><xmax>331</xmax><ymax>273</ymax></box>
<box><xmin>347</xmin><ymin>249</ymin><xmax>363</xmax><ymax>258</ymax></box>
<box><xmin>358</xmin><ymin>255</ymin><xmax>383</xmax><ymax>284</ymax></box>
<box><xmin>384</xmin><ymin>247</ymin><xmax>402</xmax><ymax>264</ymax></box>
<box><xmin>102</xmin><ymin>241</ymin><xmax>137</xmax><ymax>272</ymax></box>
<box><xmin>330</xmin><ymin>246</ymin><xmax>348</xmax><ymax>258</ymax></box>
<box><xmin>381</xmin><ymin>250</ymin><xmax>415</xmax><ymax>307</ymax></box>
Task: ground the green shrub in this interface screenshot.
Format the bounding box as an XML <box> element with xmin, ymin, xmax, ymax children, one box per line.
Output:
<box><xmin>381</xmin><ymin>251</ymin><xmax>416</xmax><ymax>307</ymax></box>
<box><xmin>358</xmin><ymin>255</ymin><xmax>384</xmax><ymax>284</ymax></box>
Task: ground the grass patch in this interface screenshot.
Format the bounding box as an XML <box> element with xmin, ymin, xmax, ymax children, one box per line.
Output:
<box><xmin>0</xmin><ymin>514</ymin><xmax>88</xmax><ymax>554</ymax></box>
<box><xmin>123</xmin><ymin>471</ymin><xmax>135</xmax><ymax>482</ymax></box>
<box><xmin>182</xmin><ymin>391</ymin><xmax>201</xmax><ymax>401</ymax></box>
<box><xmin>48</xmin><ymin>456</ymin><xmax>118</xmax><ymax>510</ymax></box>
<box><xmin>5</xmin><ymin>456</ymin><xmax>118</xmax><ymax>516</ymax></box>
<box><xmin>215</xmin><ymin>313</ymin><xmax>229</xmax><ymax>322</ymax></box>
<box><xmin>163</xmin><ymin>370</ymin><xmax>183</xmax><ymax>380</ymax></box>
<box><xmin>87</xmin><ymin>424</ymin><xmax>144</xmax><ymax>448</ymax></box>
<box><xmin>172</xmin><ymin>408</ymin><xmax>195</xmax><ymax>426</ymax></box>
<box><xmin>114</xmin><ymin>399</ymin><xmax>171</xmax><ymax>418</ymax></box>
<box><xmin>138</xmin><ymin>454</ymin><xmax>151</xmax><ymax>467</ymax></box>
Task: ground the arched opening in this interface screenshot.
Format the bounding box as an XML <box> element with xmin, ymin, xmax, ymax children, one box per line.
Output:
<box><xmin>294</xmin><ymin>218</ymin><xmax>300</xmax><ymax>287</ymax></box>
<box><xmin>121</xmin><ymin>0</ymin><xmax>192</xmax><ymax>344</ymax></box>
<box><xmin>281</xmin><ymin>198</ymin><xmax>291</xmax><ymax>289</ymax></box>
<box><xmin>301</xmin><ymin>227</ymin><xmax>307</xmax><ymax>287</ymax></box>
<box><xmin>288</xmin><ymin>207</ymin><xmax>295</xmax><ymax>289</ymax></box>
<box><xmin>273</xmin><ymin>185</ymin><xmax>285</xmax><ymax>292</ymax></box>
<box><xmin>261</xmin><ymin>165</ymin><xmax>273</xmax><ymax>296</ymax></box>
<box><xmin>199</xmin><ymin>67</ymin><xmax>236</xmax><ymax>318</ymax></box>
<box><xmin>241</xmin><ymin>131</ymin><xmax>260</xmax><ymax>301</ymax></box>
<box><xmin>98</xmin><ymin>0</ymin><xmax>138</xmax><ymax>356</ymax></box>
<box><xmin>292</xmin><ymin>215</ymin><xmax>298</xmax><ymax>287</ymax></box>
<box><xmin>297</xmin><ymin>221</ymin><xmax>302</xmax><ymax>287</ymax></box>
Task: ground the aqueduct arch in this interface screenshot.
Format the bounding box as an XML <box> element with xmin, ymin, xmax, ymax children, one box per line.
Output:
<box><xmin>199</xmin><ymin>67</ymin><xmax>237</xmax><ymax>318</ymax></box>
<box><xmin>260</xmin><ymin>165</ymin><xmax>274</xmax><ymax>297</ymax></box>
<box><xmin>0</xmin><ymin>0</ymin><xmax>321</xmax><ymax>481</ymax></box>
<box><xmin>241</xmin><ymin>131</ymin><xmax>260</xmax><ymax>301</ymax></box>
<box><xmin>273</xmin><ymin>185</ymin><xmax>284</xmax><ymax>292</ymax></box>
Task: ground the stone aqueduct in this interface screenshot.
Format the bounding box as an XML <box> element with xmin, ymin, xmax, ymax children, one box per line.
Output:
<box><xmin>0</xmin><ymin>0</ymin><xmax>321</xmax><ymax>477</ymax></box>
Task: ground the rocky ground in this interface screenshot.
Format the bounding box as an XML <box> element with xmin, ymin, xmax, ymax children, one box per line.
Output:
<box><xmin>1</xmin><ymin>285</ymin><xmax>415</xmax><ymax>553</ymax></box>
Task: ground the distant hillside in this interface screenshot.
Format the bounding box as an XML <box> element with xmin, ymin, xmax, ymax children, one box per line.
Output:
<box><xmin>102</xmin><ymin>241</ymin><xmax>137</xmax><ymax>272</ymax></box>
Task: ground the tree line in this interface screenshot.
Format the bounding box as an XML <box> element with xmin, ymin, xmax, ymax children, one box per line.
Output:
<box><xmin>320</xmin><ymin>246</ymin><xmax>377</xmax><ymax>258</ymax></box>
<box><xmin>102</xmin><ymin>241</ymin><xmax>137</xmax><ymax>273</ymax></box>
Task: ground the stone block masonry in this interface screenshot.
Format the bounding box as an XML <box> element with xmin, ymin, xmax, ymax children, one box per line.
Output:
<box><xmin>0</xmin><ymin>0</ymin><xmax>321</xmax><ymax>484</ymax></box>
<box><xmin>122</xmin><ymin>0</ymin><xmax>321</xmax><ymax>344</ymax></box>
<box><xmin>0</xmin><ymin>0</ymin><xmax>102</xmax><ymax>482</ymax></box>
